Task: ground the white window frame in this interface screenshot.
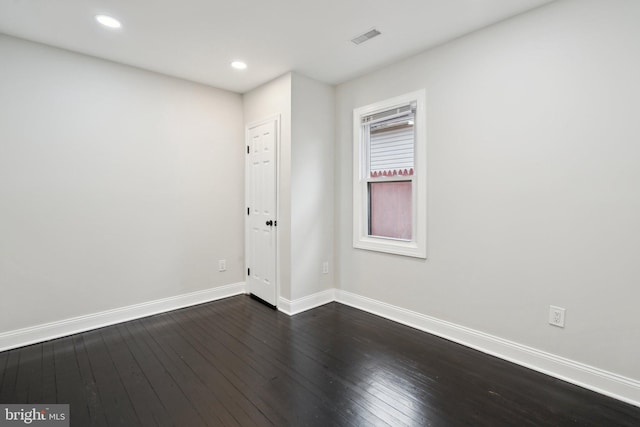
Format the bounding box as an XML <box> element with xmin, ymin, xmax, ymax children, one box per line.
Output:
<box><xmin>352</xmin><ymin>90</ymin><xmax>427</xmax><ymax>259</ymax></box>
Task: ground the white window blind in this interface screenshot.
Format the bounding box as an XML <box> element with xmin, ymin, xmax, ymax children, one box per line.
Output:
<box><xmin>369</xmin><ymin>117</ymin><xmax>415</xmax><ymax>178</ymax></box>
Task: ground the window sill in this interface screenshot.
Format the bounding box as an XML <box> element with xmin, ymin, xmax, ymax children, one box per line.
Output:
<box><xmin>353</xmin><ymin>236</ymin><xmax>426</xmax><ymax>259</ymax></box>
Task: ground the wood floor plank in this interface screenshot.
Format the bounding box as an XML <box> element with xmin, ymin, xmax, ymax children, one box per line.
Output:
<box><xmin>166</xmin><ymin>309</ymin><xmax>286</xmax><ymax>426</ymax></box>
<box><xmin>40</xmin><ymin>342</ymin><xmax>57</xmax><ymax>404</ymax></box>
<box><xmin>0</xmin><ymin>348</ymin><xmax>20</xmax><ymax>403</ymax></box>
<box><xmin>117</xmin><ymin>321</ymin><xmax>207</xmax><ymax>426</ymax></box>
<box><xmin>13</xmin><ymin>345</ymin><xmax>40</xmax><ymax>404</ymax></box>
<box><xmin>99</xmin><ymin>327</ymin><xmax>172</xmax><ymax>427</ymax></box>
<box><xmin>53</xmin><ymin>337</ymin><xmax>92</xmax><ymax>425</ymax></box>
<box><xmin>81</xmin><ymin>329</ymin><xmax>141</xmax><ymax>426</ymax></box>
<box><xmin>72</xmin><ymin>335</ymin><xmax>109</xmax><ymax>426</ymax></box>
<box><xmin>0</xmin><ymin>350</ymin><xmax>7</xmax><ymax>388</ymax></box>
<box><xmin>0</xmin><ymin>295</ymin><xmax>639</xmax><ymax>426</ymax></box>
<box><xmin>25</xmin><ymin>345</ymin><xmax>44</xmax><ymax>404</ymax></box>
<box><xmin>143</xmin><ymin>312</ymin><xmax>267</xmax><ymax>426</ymax></box>
<box><xmin>130</xmin><ymin>317</ymin><xmax>242</xmax><ymax>427</ymax></box>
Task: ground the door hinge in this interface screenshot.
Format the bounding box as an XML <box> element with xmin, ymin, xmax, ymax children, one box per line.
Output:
<box><xmin>247</xmin><ymin>145</ymin><xmax>250</xmax><ymax>154</ymax></box>
<box><xmin>247</xmin><ymin>207</ymin><xmax>250</xmax><ymax>215</ymax></box>
<box><xmin>247</xmin><ymin>268</ymin><xmax>250</xmax><ymax>276</ymax></box>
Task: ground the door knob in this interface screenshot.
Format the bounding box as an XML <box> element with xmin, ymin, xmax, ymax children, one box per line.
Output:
<box><xmin>266</xmin><ymin>220</ymin><xmax>273</xmax><ymax>226</ymax></box>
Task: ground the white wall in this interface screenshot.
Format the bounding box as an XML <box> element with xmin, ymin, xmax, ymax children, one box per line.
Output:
<box><xmin>243</xmin><ymin>73</ymin><xmax>293</xmax><ymax>299</ymax></box>
<box><xmin>0</xmin><ymin>35</ymin><xmax>245</xmax><ymax>333</ymax></box>
<box><xmin>243</xmin><ymin>72</ymin><xmax>335</xmax><ymax>303</ymax></box>
<box><xmin>335</xmin><ymin>0</ymin><xmax>640</xmax><ymax>382</ymax></box>
<box><xmin>291</xmin><ymin>73</ymin><xmax>335</xmax><ymax>300</ymax></box>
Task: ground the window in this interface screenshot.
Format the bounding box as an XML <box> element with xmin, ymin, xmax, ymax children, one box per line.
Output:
<box><xmin>353</xmin><ymin>90</ymin><xmax>427</xmax><ymax>258</ymax></box>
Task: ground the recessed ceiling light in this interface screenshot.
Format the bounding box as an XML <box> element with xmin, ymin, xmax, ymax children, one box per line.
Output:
<box><xmin>95</xmin><ymin>14</ymin><xmax>122</xmax><ymax>29</ymax></box>
<box><xmin>231</xmin><ymin>61</ymin><xmax>247</xmax><ymax>70</ymax></box>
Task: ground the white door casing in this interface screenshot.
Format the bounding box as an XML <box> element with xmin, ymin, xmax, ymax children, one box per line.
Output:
<box><xmin>245</xmin><ymin>117</ymin><xmax>278</xmax><ymax>306</ymax></box>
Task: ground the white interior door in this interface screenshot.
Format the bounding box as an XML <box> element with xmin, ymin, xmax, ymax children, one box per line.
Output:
<box><xmin>246</xmin><ymin>117</ymin><xmax>278</xmax><ymax>306</ymax></box>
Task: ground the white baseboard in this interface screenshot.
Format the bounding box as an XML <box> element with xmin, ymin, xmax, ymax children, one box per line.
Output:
<box><xmin>278</xmin><ymin>288</ymin><xmax>335</xmax><ymax>316</ymax></box>
<box><xmin>0</xmin><ymin>282</ymin><xmax>246</xmax><ymax>352</ymax></box>
<box><xmin>3</xmin><ymin>283</ymin><xmax>638</xmax><ymax>408</ymax></box>
<box><xmin>334</xmin><ymin>289</ymin><xmax>640</xmax><ymax>408</ymax></box>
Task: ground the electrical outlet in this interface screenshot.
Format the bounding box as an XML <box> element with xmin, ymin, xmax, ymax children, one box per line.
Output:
<box><xmin>218</xmin><ymin>259</ymin><xmax>226</xmax><ymax>272</ymax></box>
<box><xmin>322</xmin><ymin>261</ymin><xmax>329</xmax><ymax>274</ymax></box>
<box><xmin>549</xmin><ymin>306</ymin><xmax>566</xmax><ymax>328</ymax></box>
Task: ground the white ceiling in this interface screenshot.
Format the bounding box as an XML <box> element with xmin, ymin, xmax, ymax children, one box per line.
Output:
<box><xmin>0</xmin><ymin>0</ymin><xmax>554</xmax><ymax>93</ymax></box>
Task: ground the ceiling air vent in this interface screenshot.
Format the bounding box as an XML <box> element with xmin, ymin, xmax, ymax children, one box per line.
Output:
<box><xmin>351</xmin><ymin>29</ymin><xmax>381</xmax><ymax>45</ymax></box>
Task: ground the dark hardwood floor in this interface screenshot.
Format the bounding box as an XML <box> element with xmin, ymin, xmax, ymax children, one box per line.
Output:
<box><xmin>1</xmin><ymin>295</ymin><xmax>639</xmax><ymax>426</ymax></box>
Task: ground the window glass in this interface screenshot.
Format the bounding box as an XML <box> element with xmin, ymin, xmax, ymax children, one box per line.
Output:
<box><xmin>369</xmin><ymin>181</ymin><xmax>412</xmax><ymax>239</ymax></box>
